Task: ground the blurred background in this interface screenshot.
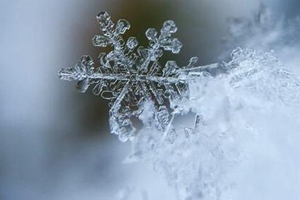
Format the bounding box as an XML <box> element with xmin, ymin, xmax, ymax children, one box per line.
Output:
<box><xmin>0</xmin><ymin>0</ymin><xmax>299</xmax><ymax>199</ymax></box>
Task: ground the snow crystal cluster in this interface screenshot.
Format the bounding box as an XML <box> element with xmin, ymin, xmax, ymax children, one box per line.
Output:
<box><xmin>59</xmin><ymin>11</ymin><xmax>300</xmax><ymax>200</ymax></box>
<box><xmin>128</xmin><ymin>47</ymin><xmax>300</xmax><ymax>199</ymax></box>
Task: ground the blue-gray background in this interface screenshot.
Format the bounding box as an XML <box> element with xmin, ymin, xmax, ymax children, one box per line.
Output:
<box><xmin>0</xmin><ymin>0</ymin><xmax>299</xmax><ymax>199</ymax></box>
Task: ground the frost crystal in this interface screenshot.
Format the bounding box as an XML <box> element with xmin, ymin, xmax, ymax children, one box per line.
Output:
<box><xmin>58</xmin><ymin>11</ymin><xmax>215</xmax><ymax>141</ymax></box>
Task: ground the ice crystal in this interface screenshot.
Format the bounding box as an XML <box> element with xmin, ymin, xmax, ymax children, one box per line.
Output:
<box><xmin>58</xmin><ymin>11</ymin><xmax>216</xmax><ymax>141</ymax></box>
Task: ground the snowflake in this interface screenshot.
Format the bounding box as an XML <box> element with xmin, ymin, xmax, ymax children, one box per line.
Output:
<box><xmin>58</xmin><ymin>11</ymin><xmax>217</xmax><ymax>141</ymax></box>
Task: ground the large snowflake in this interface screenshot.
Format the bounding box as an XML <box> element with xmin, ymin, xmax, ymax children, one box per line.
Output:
<box><xmin>58</xmin><ymin>11</ymin><xmax>218</xmax><ymax>141</ymax></box>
